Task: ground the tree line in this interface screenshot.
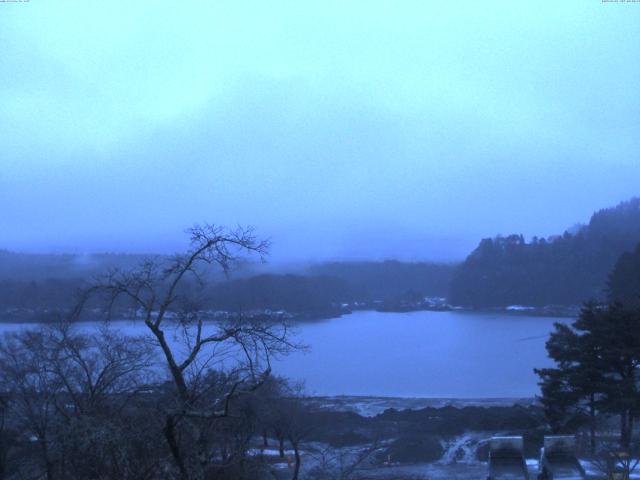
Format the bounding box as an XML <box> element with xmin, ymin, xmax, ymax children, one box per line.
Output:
<box><xmin>0</xmin><ymin>256</ymin><xmax>455</xmax><ymax>322</ymax></box>
<box><xmin>450</xmin><ymin>197</ymin><xmax>640</xmax><ymax>307</ymax></box>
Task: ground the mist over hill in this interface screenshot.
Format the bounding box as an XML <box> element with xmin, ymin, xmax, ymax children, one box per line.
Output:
<box><xmin>0</xmin><ymin>251</ymin><xmax>153</xmax><ymax>281</ymax></box>
<box><xmin>449</xmin><ymin>197</ymin><xmax>640</xmax><ymax>308</ymax></box>
<box><xmin>2</xmin><ymin>197</ymin><xmax>639</xmax><ymax>319</ymax></box>
<box><xmin>0</xmin><ymin>252</ymin><xmax>456</xmax><ymax>321</ymax></box>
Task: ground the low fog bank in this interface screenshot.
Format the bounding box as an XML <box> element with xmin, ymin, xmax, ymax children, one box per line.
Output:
<box><xmin>0</xmin><ymin>251</ymin><xmax>456</xmax><ymax>322</ymax></box>
<box><xmin>2</xmin><ymin>195</ymin><xmax>640</xmax><ymax>322</ymax></box>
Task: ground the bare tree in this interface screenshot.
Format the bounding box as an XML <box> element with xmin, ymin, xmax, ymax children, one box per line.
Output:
<box><xmin>77</xmin><ymin>225</ymin><xmax>298</xmax><ymax>480</ymax></box>
<box><xmin>589</xmin><ymin>440</ymin><xmax>640</xmax><ymax>480</ymax></box>
<box><xmin>308</xmin><ymin>441</ymin><xmax>382</xmax><ymax>480</ymax></box>
<box><xmin>255</xmin><ymin>377</ymin><xmax>320</xmax><ymax>480</ymax></box>
<box><xmin>272</xmin><ymin>381</ymin><xmax>311</xmax><ymax>480</ymax></box>
<box><xmin>253</xmin><ymin>376</ymin><xmax>290</xmax><ymax>458</ymax></box>
<box><xmin>0</xmin><ymin>323</ymin><xmax>161</xmax><ymax>480</ymax></box>
<box><xmin>0</xmin><ymin>394</ymin><xmax>14</xmax><ymax>480</ymax></box>
<box><xmin>0</xmin><ymin>329</ymin><xmax>61</xmax><ymax>480</ymax></box>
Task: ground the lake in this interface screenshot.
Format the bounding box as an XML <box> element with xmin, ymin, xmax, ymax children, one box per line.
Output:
<box><xmin>277</xmin><ymin>310</ymin><xmax>568</xmax><ymax>398</ymax></box>
<box><xmin>0</xmin><ymin>310</ymin><xmax>568</xmax><ymax>399</ymax></box>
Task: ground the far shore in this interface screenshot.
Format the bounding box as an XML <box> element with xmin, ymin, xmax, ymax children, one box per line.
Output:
<box><xmin>0</xmin><ymin>304</ymin><xmax>580</xmax><ymax>324</ymax></box>
<box><xmin>305</xmin><ymin>394</ymin><xmax>538</xmax><ymax>416</ymax></box>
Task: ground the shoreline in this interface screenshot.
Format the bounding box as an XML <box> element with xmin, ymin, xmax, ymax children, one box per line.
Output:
<box><xmin>0</xmin><ymin>304</ymin><xmax>579</xmax><ymax>324</ymax></box>
<box><xmin>305</xmin><ymin>394</ymin><xmax>538</xmax><ymax>416</ymax></box>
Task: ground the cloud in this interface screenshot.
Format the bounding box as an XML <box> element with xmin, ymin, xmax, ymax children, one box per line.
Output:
<box><xmin>1</xmin><ymin>1</ymin><xmax>639</xmax><ymax>260</ymax></box>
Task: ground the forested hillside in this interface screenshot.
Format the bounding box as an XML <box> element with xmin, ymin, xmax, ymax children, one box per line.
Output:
<box><xmin>308</xmin><ymin>260</ymin><xmax>454</xmax><ymax>299</ymax></box>
<box><xmin>608</xmin><ymin>242</ymin><xmax>640</xmax><ymax>308</ymax></box>
<box><xmin>449</xmin><ymin>198</ymin><xmax>640</xmax><ymax>307</ymax></box>
<box><xmin>0</xmin><ymin>253</ymin><xmax>455</xmax><ymax>321</ymax></box>
<box><xmin>205</xmin><ymin>262</ymin><xmax>456</xmax><ymax>317</ymax></box>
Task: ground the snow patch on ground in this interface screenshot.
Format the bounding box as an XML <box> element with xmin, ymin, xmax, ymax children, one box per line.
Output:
<box><xmin>248</xmin><ymin>448</ymin><xmax>296</xmax><ymax>457</ymax></box>
<box><xmin>439</xmin><ymin>433</ymin><xmax>487</xmax><ymax>465</ymax></box>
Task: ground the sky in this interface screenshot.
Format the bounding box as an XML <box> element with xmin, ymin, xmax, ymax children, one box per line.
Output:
<box><xmin>1</xmin><ymin>1</ymin><xmax>639</xmax><ymax>262</ymax></box>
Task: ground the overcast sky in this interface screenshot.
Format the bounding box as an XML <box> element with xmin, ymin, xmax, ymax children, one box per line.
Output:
<box><xmin>1</xmin><ymin>1</ymin><xmax>639</xmax><ymax>262</ymax></box>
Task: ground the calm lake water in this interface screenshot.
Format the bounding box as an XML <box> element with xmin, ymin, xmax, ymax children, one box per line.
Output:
<box><xmin>277</xmin><ymin>310</ymin><xmax>568</xmax><ymax>398</ymax></box>
<box><xmin>0</xmin><ymin>310</ymin><xmax>568</xmax><ymax>398</ymax></box>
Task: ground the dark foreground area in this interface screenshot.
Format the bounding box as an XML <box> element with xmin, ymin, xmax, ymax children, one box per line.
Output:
<box><xmin>241</xmin><ymin>398</ymin><xmax>616</xmax><ymax>479</ymax></box>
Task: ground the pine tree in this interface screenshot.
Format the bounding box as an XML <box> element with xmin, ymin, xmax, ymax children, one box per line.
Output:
<box><xmin>608</xmin><ymin>243</ymin><xmax>640</xmax><ymax>308</ymax></box>
<box><xmin>536</xmin><ymin>302</ymin><xmax>640</xmax><ymax>451</ymax></box>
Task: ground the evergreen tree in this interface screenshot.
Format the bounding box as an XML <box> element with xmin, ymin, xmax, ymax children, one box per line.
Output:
<box><xmin>608</xmin><ymin>243</ymin><xmax>640</xmax><ymax>308</ymax></box>
<box><xmin>535</xmin><ymin>307</ymin><xmax>605</xmax><ymax>454</ymax></box>
<box><xmin>536</xmin><ymin>302</ymin><xmax>640</xmax><ymax>451</ymax></box>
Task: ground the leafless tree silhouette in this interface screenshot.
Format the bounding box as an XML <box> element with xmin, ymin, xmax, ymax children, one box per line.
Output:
<box><xmin>76</xmin><ymin>225</ymin><xmax>299</xmax><ymax>480</ymax></box>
